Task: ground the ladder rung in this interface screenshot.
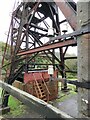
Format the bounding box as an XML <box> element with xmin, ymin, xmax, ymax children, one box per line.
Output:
<box><xmin>41</xmin><ymin>92</ymin><xmax>45</xmax><ymax>94</ymax></box>
<box><xmin>43</xmin><ymin>98</ymin><xmax>47</xmax><ymax>100</ymax></box>
<box><xmin>38</xmin><ymin>83</ymin><xmax>42</xmax><ymax>85</ymax></box>
<box><xmin>40</xmin><ymin>95</ymin><xmax>46</xmax><ymax>98</ymax></box>
<box><xmin>43</xmin><ymin>98</ymin><xmax>47</xmax><ymax>101</ymax></box>
<box><xmin>39</xmin><ymin>86</ymin><xmax>43</xmax><ymax>89</ymax></box>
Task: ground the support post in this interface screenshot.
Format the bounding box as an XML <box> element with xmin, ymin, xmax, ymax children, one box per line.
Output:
<box><xmin>77</xmin><ymin>0</ymin><xmax>90</xmax><ymax>118</ymax></box>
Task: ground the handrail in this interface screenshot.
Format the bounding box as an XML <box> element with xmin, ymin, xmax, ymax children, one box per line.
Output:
<box><xmin>33</xmin><ymin>82</ymin><xmax>39</xmax><ymax>98</ymax></box>
<box><xmin>39</xmin><ymin>72</ymin><xmax>50</xmax><ymax>95</ymax></box>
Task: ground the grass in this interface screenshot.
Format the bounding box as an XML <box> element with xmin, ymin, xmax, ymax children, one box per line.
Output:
<box><xmin>3</xmin><ymin>96</ymin><xmax>25</xmax><ymax>117</ymax></box>
<box><xmin>56</xmin><ymin>82</ymin><xmax>77</xmax><ymax>102</ymax></box>
<box><xmin>0</xmin><ymin>88</ymin><xmax>2</xmax><ymax>95</ymax></box>
<box><xmin>0</xmin><ymin>88</ymin><xmax>24</xmax><ymax>118</ymax></box>
<box><xmin>0</xmin><ymin>86</ymin><xmax>25</xmax><ymax>117</ymax></box>
<box><xmin>57</xmin><ymin>91</ymin><xmax>77</xmax><ymax>102</ymax></box>
<box><xmin>0</xmin><ymin>88</ymin><xmax>2</xmax><ymax>104</ymax></box>
<box><xmin>0</xmin><ymin>88</ymin><xmax>25</xmax><ymax>117</ymax></box>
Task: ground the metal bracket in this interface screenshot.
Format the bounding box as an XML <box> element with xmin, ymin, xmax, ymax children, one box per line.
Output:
<box><xmin>67</xmin><ymin>80</ymin><xmax>90</xmax><ymax>89</ymax></box>
<box><xmin>49</xmin><ymin>25</ymin><xmax>90</xmax><ymax>43</ymax></box>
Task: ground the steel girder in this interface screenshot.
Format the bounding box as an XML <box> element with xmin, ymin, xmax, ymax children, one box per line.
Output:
<box><xmin>1</xmin><ymin>0</ymin><xmax>78</xmax><ymax>107</ymax></box>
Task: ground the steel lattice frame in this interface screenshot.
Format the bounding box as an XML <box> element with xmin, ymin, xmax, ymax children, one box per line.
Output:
<box><xmin>2</xmin><ymin>0</ymin><xmax>77</xmax><ymax>107</ymax></box>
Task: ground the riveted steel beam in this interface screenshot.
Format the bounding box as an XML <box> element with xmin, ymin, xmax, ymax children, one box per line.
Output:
<box><xmin>54</xmin><ymin>0</ymin><xmax>77</xmax><ymax>30</ymax></box>
<box><xmin>17</xmin><ymin>39</ymin><xmax>77</xmax><ymax>56</ymax></box>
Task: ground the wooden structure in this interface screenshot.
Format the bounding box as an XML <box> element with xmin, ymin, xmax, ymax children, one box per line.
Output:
<box><xmin>13</xmin><ymin>70</ymin><xmax>58</xmax><ymax>102</ymax></box>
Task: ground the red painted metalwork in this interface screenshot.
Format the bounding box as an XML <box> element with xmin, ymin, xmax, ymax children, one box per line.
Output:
<box><xmin>54</xmin><ymin>0</ymin><xmax>77</xmax><ymax>30</ymax></box>
<box><xmin>17</xmin><ymin>39</ymin><xmax>77</xmax><ymax>56</ymax></box>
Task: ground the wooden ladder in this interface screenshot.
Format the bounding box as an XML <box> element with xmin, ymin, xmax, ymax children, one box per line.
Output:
<box><xmin>33</xmin><ymin>73</ymin><xmax>50</xmax><ymax>102</ymax></box>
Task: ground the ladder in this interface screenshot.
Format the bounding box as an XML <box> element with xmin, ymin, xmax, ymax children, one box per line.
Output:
<box><xmin>33</xmin><ymin>72</ymin><xmax>50</xmax><ymax>102</ymax></box>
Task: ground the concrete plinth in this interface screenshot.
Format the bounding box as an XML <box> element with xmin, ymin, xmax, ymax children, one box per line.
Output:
<box><xmin>77</xmin><ymin>0</ymin><xmax>90</xmax><ymax>118</ymax></box>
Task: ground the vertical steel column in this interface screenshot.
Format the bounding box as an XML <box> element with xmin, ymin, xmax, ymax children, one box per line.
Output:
<box><xmin>77</xmin><ymin>0</ymin><xmax>90</xmax><ymax>118</ymax></box>
<box><xmin>25</xmin><ymin>8</ymin><xmax>29</xmax><ymax>73</ymax></box>
<box><xmin>56</xmin><ymin>7</ymin><xmax>67</xmax><ymax>90</ymax></box>
<box><xmin>25</xmin><ymin>24</ymin><xmax>29</xmax><ymax>73</ymax></box>
<box><xmin>52</xmin><ymin>23</ymin><xmax>55</xmax><ymax>71</ymax></box>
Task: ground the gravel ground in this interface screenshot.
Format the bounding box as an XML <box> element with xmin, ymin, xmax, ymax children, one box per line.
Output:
<box><xmin>53</xmin><ymin>94</ymin><xmax>78</xmax><ymax>118</ymax></box>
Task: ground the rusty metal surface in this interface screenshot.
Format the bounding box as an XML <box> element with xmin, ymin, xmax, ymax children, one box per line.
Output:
<box><xmin>17</xmin><ymin>39</ymin><xmax>77</xmax><ymax>56</ymax></box>
<box><xmin>1</xmin><ymin>0</ymin><xmax>78</xmax><ymax>108</ymax></box>
<box><xmin>54</xmin><ymin>0</ymin><xmax>77</xmax><ymax>30</ymax></box>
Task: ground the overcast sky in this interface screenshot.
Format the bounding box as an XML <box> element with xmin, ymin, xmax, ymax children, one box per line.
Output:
<box><xmin>0</xmin><ymin>0</ymin><xmax>78</xmax><ymax>55</ymax></box>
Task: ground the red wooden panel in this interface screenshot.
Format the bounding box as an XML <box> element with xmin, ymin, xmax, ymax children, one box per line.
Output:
<box><xmin>24</xmin><ymin>73</ymin><xmax>34</xmax><ymax>83</ymax></box>
<box><xmin>24</xmin><ymin>70</ymin><xmax>58</xmax><ymax>83</ymax></box>
<box><xmin>33</xmin><ymin>72</ymin><xmax>42</xmax><ymax>80</ymax></box>
<box><xmin>42</xmin><ymin>72</ymin><xmax>50</xmax><ymax>80</ymax></box>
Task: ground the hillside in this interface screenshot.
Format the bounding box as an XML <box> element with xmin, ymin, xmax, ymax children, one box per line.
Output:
<box><xmin>0</xmin><ymin>41</ymin><xmax>9</xmax><ymax>80</ymax></box>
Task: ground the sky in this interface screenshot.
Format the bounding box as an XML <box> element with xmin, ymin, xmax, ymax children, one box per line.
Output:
<box><xmin>0</xmin><ymin>0</ymin><xmax>78</xmax><ymax>55</ymax></box>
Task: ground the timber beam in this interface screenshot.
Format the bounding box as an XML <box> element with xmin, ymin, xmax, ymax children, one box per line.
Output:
<box><xmin>0</xmin><ymin>81</ymin><xmax>73</xmax><ymax>119</ymax></box>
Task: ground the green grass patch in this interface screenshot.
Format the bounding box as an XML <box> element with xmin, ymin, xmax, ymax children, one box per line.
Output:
<box><xmin>0</xmin><ymin>87</ymin><xmax>25</xmax><ymax>117</ymax></box>
<box><xmin>4</xmin><ymin>96</ymin><xmax>25</xmax><ymax>117</ymax></box>
<box><xmin>0</xmin><ymin>88</ymin><xmax>2</xmax><ymax>96</ymax></box>
<box><xmin>0</xmin><ymin>87</ymin><xmax>26</xmax><ymax>118</ymax></box>
<box><xmin>56</xmin><ymin>90</ymin><xmax>77</xmax><ymax>102</ymax></box>
<box><xmin>8</xmin><ymin>96</ymin><xmax>21</xmax><ymax>110</ymax></box>
<box><xmin>0</xmin><ymin>88</ymin><xmax>2</xmax><ymax>104</ymax></box>
<box><xmin>56</xmin><ymin>82</ymin><xmax>77</xmax><ymax>102</ymax></box>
